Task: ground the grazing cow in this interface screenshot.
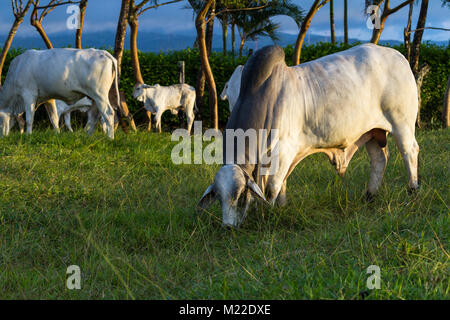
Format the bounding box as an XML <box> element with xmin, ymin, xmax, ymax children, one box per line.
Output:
<box><xmin>220</xmin><ymin>65</ymin><xmax>243</xmax><ymax>112</ymax></box>
<box><xmin>198</xmin><ymin>44</ymin><xmax>420</xmax><ymax>228</ymax></box>
<box><xmin>0</xmin><ymin>48</ymin><xmax>119</xmax><ymax>139</ymax></box>
<box><xmin>133</xmin><ymin>83</ymin><xmax>196</xmax><ymax>134</ymax></box>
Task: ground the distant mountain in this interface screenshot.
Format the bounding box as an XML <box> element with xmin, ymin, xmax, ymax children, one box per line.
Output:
<box><xmin>1</xmin><ymin>30</ymin><xmax>447</xmax><ymax>53</ymax></box>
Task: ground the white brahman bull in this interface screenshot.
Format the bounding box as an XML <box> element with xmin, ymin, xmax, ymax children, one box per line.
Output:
<box><xmin>198</xmin><ymin>44</ymin><xmax>420</xmax><ymax>228</ymax></box>
<box><xmin>133</xmin><ymin>83</ymin><xmax>196</xmax><ymax>134</ymax></box>
<box><xmin>220</xmin><ymin>65</ymin><xmax>243</xmax><ymax>112</ymax></box>
<box><xmin>0</xmin><ymin>48</ymin><xmax>119</xmax><ymax>139</ymax></box>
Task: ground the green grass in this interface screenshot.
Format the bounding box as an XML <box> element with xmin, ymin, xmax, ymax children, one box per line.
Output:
<box><xmin>0</xmin><ymin>128</ymin><xmax>448</xmax><ymax>299</ymax></box>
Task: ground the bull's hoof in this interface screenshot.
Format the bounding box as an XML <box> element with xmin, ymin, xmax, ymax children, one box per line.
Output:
<box><xmin>407</xmin><ymin>185</ymin><xmax>419</xmax><ymax>195</ymax></box>
<box><xmin>365</xmin><ymin>191</ymin><xmax>376</xmax><ymax>203</ymax></box>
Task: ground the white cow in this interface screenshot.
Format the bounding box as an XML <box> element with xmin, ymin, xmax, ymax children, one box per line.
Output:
<box><xmin>133</xmin><ymin>83</ymin><xmax>196</xmax><ymax>134</ymax></box>
<box><xmin>220</xmin><ymin>65</ymin><xmax>243</xmax><ymax>112</ymax></box>
<box><xmin>0</xmin><ymin>48</ymin><xmax>119</xmax><ymax>139</ymax></box>
<box><xmin>199</xmin><ymin>44</ymin><xmax>420</xmax><ymax>228</ymax></box>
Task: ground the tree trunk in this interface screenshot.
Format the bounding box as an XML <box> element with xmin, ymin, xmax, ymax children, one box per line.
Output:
<box><xmin>206</xmin><ymin>8</ymin><xmax>215</xmax><ymax>54</ymax></box>
<box><xmin>129</xmin><ymin>17</ymin><xmax>144</xmax><ymax>84</ymax></box>
<box><xmin>32</xmin><ymin>20</ymin><xmax>53</xmax><ymax>49</ymax></box>
<box><xmin>415</xmin><ymin>64</ymin><xmax>430</xmax><ymax>128</ymax></box>
<box><xmin>114</xmin><ymin>0</ymin><xmax>131</xmax><ymax>77</ymax></box>
<box><xmin>222</xmin><ymin>18</ymin><xmax>228</xmax><ymax>56</ymax></box>
<box><xmin>231</xmin><ymin>23</ymin><xmax>236</xmax><ymax>60</ymax></box>
<box><xmin>370</xmin><ymin>14</ymin><xmax>387</xmax><ymax>44</ymax></box>
<box><xmin>0</xmin><ymin>19</ymin><xmax>22</xmax><ymax>86</ymax></box>
<box><xmin>344</xmin><ymin>0</ymin><xmax>348</xmax><ymax>44</ymax></box>
<box><xmin>443</xmin><ymin>76</ymin><xmax>450</xmax><ymax>128</ymax></box>
<box><xmin>76</xmin><ymin>0</ymin><xmax>88</xmax><ymax>49</ymax></box>
<box><xmin>196</xmin><ymin>0</ymin><xmax>218</xmax><ymax>129</ymax></box>
<box><xmin>404</xmin><ymin>2</ymin><xmax>413</xmax><ymax>63</ymax></box>
<box><xmin>293</xmin><ymin>0</ymin><xmax>327</xmax><ymax>65</ymax></box>
<box><xmin>329</xmin><ymin>0</ymin><xmax>335</xmax><ymax>45</ymax></box>
<box><xmin>195</xmin><ymin>4</ymin><xmax>215</xmax><ymax>120</ymax></box>
<box><xmin>239</xmin><ymin>37</ymin><xmax>245</xmax><ymax>59</ymax></box>
<box><xmin>410</xmin><ymin>0</ymin><xmax>429</xmax><ymax>77</ymax></box>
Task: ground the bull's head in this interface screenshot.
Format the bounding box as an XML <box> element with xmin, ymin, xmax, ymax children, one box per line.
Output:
<box><xmin>220</xmin><ymin>82</ymin><xmax>229</xmax><ymax>101</ymax></box>
<box><xmin>197</xmin><ymin>164</ymin><xmax>267</xmax><ymax>228</ymax></box>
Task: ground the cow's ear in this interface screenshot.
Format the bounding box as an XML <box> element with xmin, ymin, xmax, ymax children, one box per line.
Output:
<box><xmin>247</xmin><ymin>179</ymin><xmax>267</xmax><ymax>203</ymax></box>
<box><xmin>142</xmin><ymin>84</ymin><xmax>152</xmax><ymax>89</ymax></box>
<box><xmin>197</xmin><ymin>184</ymin><xmax>217</xmax><ymax>211</ymax></box>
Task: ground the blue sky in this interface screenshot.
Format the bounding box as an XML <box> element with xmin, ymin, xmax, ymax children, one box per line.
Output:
<box><xmin>0</xmin><ymin>0</ymin><xmax>448</xmax><ymax>42</ymax></box>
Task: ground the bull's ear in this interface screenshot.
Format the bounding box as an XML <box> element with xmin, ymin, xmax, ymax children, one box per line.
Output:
<box><xmin>197</xmin><ymin>184</ymin><xmax>217</xmax><ymax>211</ymax></box>
<box><xmin>142</xmin><ymin>84</ymin><xmax>152</xmax><ymax>89</ymax></box>
<box><xmin>247</xmin><ymin>179</ymin><xmax>267</xmax><ymax>202</ymax></box>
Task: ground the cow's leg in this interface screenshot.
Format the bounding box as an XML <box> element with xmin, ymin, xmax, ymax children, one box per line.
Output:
<box><xmin>64</xmin><ymin>112</ymin><xmax>74</xmax><ymax>132</ymax></box>
<box><xmin>24</xmin><ymin>100</ymin><xmax>36</xmax><ymax>135</ymax></box>
<box><xmin>85</xmin><ymin>107</ymin><xmax>100</xmax><ymax>135</ymax></box>
<box><xmin>155</xmin><ymin>109</ymin><xmax>164</xmax><ymax>134</ymax></box>
<box><xmin>276</xmin><ymin>181</ymin><xmax>287</xmax><ymax>206</ymax></box>
<box><xmin>45</xmin><ymin>99</ymin><xmax>60</xmax><ymax>133</ymax></box>
<box><xmin>93</xmin><ymin>97</ymin><xmax>114</xmax><ymax>139</ymax></box>
<box><xmin>365</xmin><ymin>138</ymin><xmax>389</xmax><ymax>200</ymax></box>
<box><xmin>185</xmin><ymin>106</ymin><xmax>195</xmax><ymax>135</ymax></box>
<box><xmin>16</xmin><ymin>114</ymin><xmax>25</xmax><ymax>134</ymax></box>
<box><xmin>146</xmin><ymin>111</ymin><xmax>152</xmax><ymax>132</ymax></box>
<box><xmin>391</xmin><ymin>127</ymin><xmax>420</xmax><ymax>192</ymax></box>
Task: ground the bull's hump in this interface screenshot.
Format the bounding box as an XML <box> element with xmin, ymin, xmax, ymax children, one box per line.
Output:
<box><xmin>240</xmin><ymin>45</ymin><xmax>285</xmax><ymax>94</ymax></box>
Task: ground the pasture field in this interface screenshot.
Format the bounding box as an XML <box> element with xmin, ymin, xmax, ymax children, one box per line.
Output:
<box><xmin>0</xmin><ymin>128</ymin><xmax>448</xmax><ymax>299</ymax></box>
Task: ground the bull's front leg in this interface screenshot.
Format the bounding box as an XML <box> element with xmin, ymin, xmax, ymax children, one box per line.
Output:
<box><xmin>276</xmin><ymin>181</ymin><xmax>287</xmax><ymax>206</ymax></box>
<box><xmin>146</xmin><ymin>111</ymin><xmax>152</xmax><ymax>132</ymax></box>
<box><xmin>45</xmin><ymin>99</ymin><xmax>60</xmax><ymax>133</ymax></box>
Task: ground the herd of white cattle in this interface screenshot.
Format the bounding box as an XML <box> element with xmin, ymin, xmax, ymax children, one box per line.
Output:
<box><xmin>0</xmin><ymin>48</ymin><xmax>202</xmax><ymax>138</ymax></box>
<box><xmin>0</xmin><ymin>44</ymin><xmax>421</xmax><ymax>228</ymax></box>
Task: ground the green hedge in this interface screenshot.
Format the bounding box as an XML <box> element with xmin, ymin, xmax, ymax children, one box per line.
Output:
<box><xmin>1</xmin><ymin>42</ymin><xmax>449</xmax><ymax>129</ymax></box>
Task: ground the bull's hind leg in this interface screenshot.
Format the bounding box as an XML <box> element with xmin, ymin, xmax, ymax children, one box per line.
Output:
<box><xmin>92</xmin><ymin>97</ymin><xmax>115</xmax><ymax>139</ymax></box>
<box><xmin>64</xmin><ymin>113</ymin><xmax>74</xmax><ymax>132</ymax></box>
<box><xmin>365</xmin><ymin>138</ymin><xmax>389</xmax><ymax>200</ymax></box>
<box><xmin>391</xmin><ymin>126</ymin><xmax>420</xmax><ymax>192</ymax></box>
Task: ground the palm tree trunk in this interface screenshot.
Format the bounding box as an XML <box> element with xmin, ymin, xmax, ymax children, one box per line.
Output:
<box><xmin>410</xmin><ymin>0</ymin><xmax>429</xmax><ymax>77</ymax></box>
<box><xmin>75</xmin><ymin>0</ymin><xmax>88</xmax><ymax>49</ymax></box>
<box><xmin>330</xmin><ymin>0</ymin><xmax>335</xmax><ymax>44</ymax></box>
<box><xmin>222</xmin><ymin>18</ymin><xmax>228</xmax><ymax>56</ymax></box>
<box><xmin>404</xmin><ymin>2</ymin><xmax>413</xmax><ymax>63</ymax></box>
<box><xmin>231</xmin><ymin>23</ymin><xmax>236</xmax><ymax>60</ymax></box>
<box><xmin>344</xmin><ymin>0</ymin><xmax>348</xmax><ymax>44</ymax></box>
<box><xmin>239</xmin><ymin>37</ymin><xmax>245</xmax><ymax>59</ymax></box>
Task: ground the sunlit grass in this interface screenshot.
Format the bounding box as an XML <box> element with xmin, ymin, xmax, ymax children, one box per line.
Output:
<box><xmin>0</xmin><ymin>128</ymin><xmax>448</xmax><ymax>299</ymax></box>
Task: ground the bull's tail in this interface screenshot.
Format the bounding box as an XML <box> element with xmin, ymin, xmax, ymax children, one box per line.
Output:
<box><xmin>104</xmin><ymin>51</ymin><xmax>121</xmax><ymax>112</ymax></box>
<box><xmin>194</xmin><ymin>100</ymin><xmax>199</xmax><ymax>115</ymax></box>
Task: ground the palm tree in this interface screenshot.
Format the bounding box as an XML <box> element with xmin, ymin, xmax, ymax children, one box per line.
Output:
<box><xmin>233</xmin><ymin>0</ymin><xmax>303</xmax><ymax>58</ymax></box>
<box><xmin>235</xmin><ymin>11</ymin><xmax>280</xmax><ymax>58</ymax></box>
